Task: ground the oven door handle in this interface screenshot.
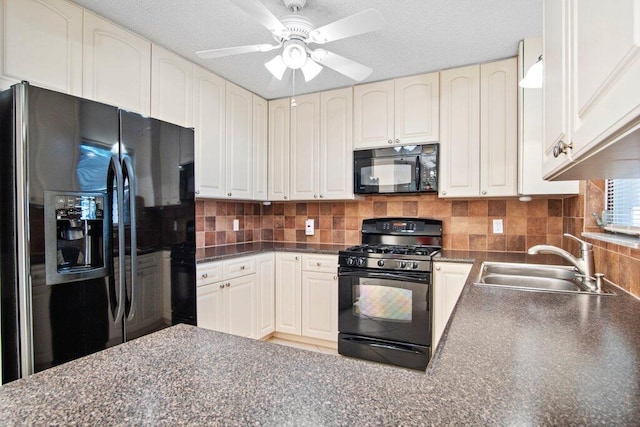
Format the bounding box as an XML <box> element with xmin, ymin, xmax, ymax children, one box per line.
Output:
<box><xmin>339</xmin><ymin>269</ymin><xmax>429</xmax><ymax>283</ymax></box>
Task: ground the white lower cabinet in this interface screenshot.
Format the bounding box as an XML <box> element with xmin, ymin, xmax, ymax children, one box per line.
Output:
<box><xmin>432</xmin><ymin>262</ymin><xmax>472</xmax><ymax>349</ymax></box>
<box><xmin>196</xmin><ymin>256</ymin><xmax>256</xmax><ymax>339</ymax></box>
<box><xmin>255</xmin><ymin>252</ymin><xmax>275</xmax><ymax>339</ymax></box>
<box><xmin>275</xmin><ymin>252</ymin><xmax>338</xmax><ymax>343</ymax></box>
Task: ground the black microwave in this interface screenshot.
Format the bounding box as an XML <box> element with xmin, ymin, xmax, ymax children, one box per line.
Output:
<box><xmin>354</xmin><ymin>144</ymin><xmax>439</xmax><ymax>194</ymax></box>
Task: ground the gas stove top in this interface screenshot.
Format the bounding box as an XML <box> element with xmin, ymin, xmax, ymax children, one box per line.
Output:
<box><xmin>339</xmin><ymin>218</ymin><xmax>443</xmax><ymax>273</ymax></box>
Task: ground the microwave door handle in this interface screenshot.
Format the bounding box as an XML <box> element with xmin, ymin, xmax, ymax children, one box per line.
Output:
<box><xmin>108</xmin><ymin>155</ymin><xmax>126</xmax><ymax>324</ymax></box>
<box><xmin>415</xmin><ymin>156</ymin><xmax>421</xmax><ymax>190</ymax></box>
<box><xmin>122</xmin><ymin>156</ymin><xmax>137</xmax><ymax>322</ymax></box>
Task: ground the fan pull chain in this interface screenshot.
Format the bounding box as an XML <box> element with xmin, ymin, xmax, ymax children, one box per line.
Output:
<box><xmin>291</xmin><ymin>70</ymin><xmax>297</xmax><ymax>107</ymax></box>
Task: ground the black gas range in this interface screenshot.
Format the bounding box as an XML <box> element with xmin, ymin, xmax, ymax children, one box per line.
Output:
<box><xmin>337</xmin><ymin>218</ymin><xmax>443</xmax><ymax>370</ymax></box>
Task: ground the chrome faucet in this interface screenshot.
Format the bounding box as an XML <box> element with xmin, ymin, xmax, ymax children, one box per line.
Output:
<box><xmin>528</xmin><ymin>233</ymin><xmax>597</xmax><ymax>289</ymax></box>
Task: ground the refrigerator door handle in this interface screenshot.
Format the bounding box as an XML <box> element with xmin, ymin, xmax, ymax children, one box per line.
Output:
<box><xmin>109</xmin><ymin>155</ymin><xmax>126</xmax><ymax>324</ymax></box>
<box><xmin>122</xmin><ymin>156</ymin><xmax>137</xmax><ymax>321</ymax></box>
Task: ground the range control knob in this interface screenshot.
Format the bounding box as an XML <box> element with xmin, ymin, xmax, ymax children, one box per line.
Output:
<box><xmin>398</xmin><ymin>261</ymin><xmax>407</xmax><ymax>269</ymax></box>
<box><xmin>412</xmin><ymin>262</ymin><xmax>419</xmax><ymax>269</ymax></box>
<box><xmin>377</xmin><ymin>259</ymin><xmax>385</xmax><ymax>267</ymax></box>
<box><xmin>346</xmin><ymin>257</ymin><xmax>355</xmax><ymax>266</ymax></box>
<box><xmin>356</xmin><ymin>257</ymin><xmax>366</xmax><ymax>267</ymax></box>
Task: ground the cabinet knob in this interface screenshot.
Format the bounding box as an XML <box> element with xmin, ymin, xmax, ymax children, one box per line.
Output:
<box><xmin>387</xmin><ymin>139</ymin><xmax>393</xmax><ymax>144</ymax></box>
<box><xmin>284</xmin><ymin>196</ymin><xmax>288</xmax><ymax>200</ymax></box>
<box><xmin>435</xmin><ymin>266</ymin><xmax>441</xmax><ymax>271</ymax></box>
<box><xmin>225</xmin><ymin>282</ymin><xmax>230</xmax><ymax>287</ymax></box>
<box><xmin>240</xmin><ymin>265</ymin><xmax>245</xmax><ymax>270</ymax></box>
<box><xmin>202</xmin><ymin>273</ymin><xmax>208</xmax><ymax>278</ymax></box>
<box><xmin>333</xmin><ymin>275</ymin><xmax>338</xmax><ymax>281</ymax></box>
<box><xmin>195</xmin><ymin>190</ymin><xmax>200</xmax><ymax>195</ymax></box>
<box><xmin>314</xmin><ymin>194</ymin><xmax>318</xmax><ymax>198</ymax></box>
<box><xmin>316</xmin><ymin>262</ymin><xmax>321</xmax><ymax>266</ymax></box>
<box><xmin>219</xmin><ymin>284</ymin><xmax>225</xmax><ymax>289</ymax></box>
<box><xmin>481</xmin><ymin>190</ymin><xmax>487</xmax><ymax>195</ymax></box>
<box><xmin>319</xmin><ymin>195</ymin><xmax>324</xmax><ymax>199</ymax></box>
<box><xmin>552</xmin><ymin>140</ymin><xmax>573</xmax><ymax>158</ymax></box>
<box><xmin>395</xmin><ymin>139</ymin><xmax>400</xmax><ymax>144</ymax></box>
<box><xmin>441</xmin><ymin>191</ymin><xmax>446</xmax><ymax>196</ymax></box>
<box><xmin>295</xmin><ymin>256</ymin><xmax>299</xmax><ymax>260</ymax></box>
<box><xmin>228</xmin><ymin>192</ymin><xmax>232</xmax><ymax>197</ymax></box>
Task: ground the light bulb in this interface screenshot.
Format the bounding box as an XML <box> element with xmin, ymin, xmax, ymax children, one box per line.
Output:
<box><xmin>282</xmin><ymin>40</ymin><xmax>307</xmax><ymax>69</ymax></box>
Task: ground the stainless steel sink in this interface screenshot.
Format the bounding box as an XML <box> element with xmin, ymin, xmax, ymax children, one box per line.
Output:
<box><xmin>475</xmin><ymin>262</ymin><xmax>615</xmax><ymax>295</ymax></box>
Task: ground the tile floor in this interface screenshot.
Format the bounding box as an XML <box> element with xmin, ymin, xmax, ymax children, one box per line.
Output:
<box><xmin>266</xmin><ymin>337</ymin><xmax>339</xmax><ymax>356</ymax></box>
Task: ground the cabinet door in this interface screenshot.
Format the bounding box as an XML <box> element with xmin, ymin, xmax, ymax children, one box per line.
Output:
<box><xmin>83</xmin><ymin>12</ymin><xmax>151</xmax><ymax>115</ymax></box>
<box><xmin>1</xmin><ymin>0</ymin><xmax>82</xmax><ymax>94</ymax></box>
<box><xmin>136</xmin><ymin>261</ymin><xmax>162</xmax><ymax>331</ymax></box>
<box><xmin>301</xmin><ymin>271</ymin><xmax>338</xmax><ymax>342</ymax></box>
<box><xmin>275</xmin><ymin>253</ymin><xmax>301</xmax><ymax>335</ymax></box>
<box><xmin>394</xmin><ymin>73</ymin><xmax>440</xmax><ymax>144</ymax></box>
<box><xmin>151</xmin><ymin>44</ymin><xmax>193</xmax><ymax>127</ymax></box>
<box><xmin>570</xmin><ymin>0</ymin><xmax>640</xmax><ymax>159</ymax></box>
<box><xmin>480</xmin><ymin>58</ymin><xmax>517</xmax><ymax>197</ymax></box>
<box><xmin>432</xmin><ymin>262</ymin><xmax>472</xmax><ymax>349</ymax></box>
<box><xmin>439</xmin><ymin>65</ymin><xmax>480</xmax><ymax>197</ymax></box>
<box><xmin>268</xmin><ymin>98</ymin><xmax>291</xmax><ymax>201</ymax></box>
<box><xmin>255</xmin><ymin>253</ymin><xmax>275</xmax><ymax>339</ymax></box>
<box><xmin>225</xmin><ymin>82</ymin><xmax>253</xmax><ymax>199</ymax></box>
<box><xmin>225</xmin><ymin>275</ymin><xmax>256</xmax><ymax>338</ymax></box>
<box><xmin>253</xmin><ymin>94</ymin><xmax>269</xmax><ymax>201</ymax></box>
<box><xmin>320</xmin><ymin>88</ymin><xmax>353</xmax><ymax>200</ymax></box>
<box><xmin>542</xmin><ymin>0</ymin><xmax>573</xmax><ymax>177</ymax></box>
<box><xmin>353</xmin><ymin>80</ymin><xmax>395</xmax><ymax>149</ymax></box>
<box><xmin>196</xmin><ymin>282</ymin><xmax>224</xmax><ymax>332</ymax></box>
<box><xmin>290</xmin><ymin>93</ymin><xmax>320</xmax><ymax>200</ymax></box>
<box><xmin>193</xmin><ymin>65</ymin><xmax>226</xmax><ymax>198</ymax></box>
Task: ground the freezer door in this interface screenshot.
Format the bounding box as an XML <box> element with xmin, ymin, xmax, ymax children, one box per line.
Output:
<box><xmin>23</xmin><ymin>84</ymin><xmax>124</xmax><ymax>375</ymax></box>
<box><xmin>119</xmin><ymin>111</ymin><xmax>195</xmax><ymax>341</ymax></box>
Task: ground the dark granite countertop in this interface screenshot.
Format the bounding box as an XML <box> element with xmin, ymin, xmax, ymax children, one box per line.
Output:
<box><xmin>1</xmin><ymin>254</ymin><xmax>639</xmax><ymax>424</ymax></box>
<box><xmin>196</xmin><ymin>241</ymin><xmax>352</xmax><ymax>263</ymax></box>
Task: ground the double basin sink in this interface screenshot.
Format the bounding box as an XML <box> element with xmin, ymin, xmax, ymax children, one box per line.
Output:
<box><xmin>475</xmin><ymin>262</ymin><xmax>615</xmax><ymax>295</ymax></box>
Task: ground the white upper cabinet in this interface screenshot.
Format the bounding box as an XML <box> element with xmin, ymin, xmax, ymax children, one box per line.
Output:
<box><xmin>290</xmin><ymin>93</ymin><xmax>320</xmax><ymax>200</ymax></box>
<box><xmin>151</xmin><ymin>44</ymin><xmax>193</xmax><ymax>128</ymax></box>
<box><xmin>440</xmin><ymin>59</ymin><xmax>517</xmax><ymax>198</ymax></box>
<box><xmin>480</xmin><ymin>58</ymin><xmax>518</xmax><ymax>197</ymax></box>
<box><xmin>439</xmin><ymin>64</ymin><xmax>481</xmax><ymax>197</ymax></box>
<box><xmin>82</xmin><ymin>12</ymin><xmax>151</xmax><ymax>115</ymax></box>
<box><xmin>268</xmin><ymin>98</ymin><xmax>291</xmax><ymax>201</ymax></box>
<box><xmin>519</xmin><ymin>38</ymin><xmax>578</xmax><ymax>196</ymax></box>
<box><xmin>353</xmin><ymin>73</ymin><xmax>439</xmax><ymax>149</ymax></box>
<box><xmin>225</xmin><ymin>82</ymin><xmax>253</xmax><ymax>200</ymax></box>
<box><xmin>1</xmin><ymin>0</ymin><xmax>82</xmax><ymax>94</ymax></box>
<box><xmin>319</xmin><ymin>87</ymin><xmax>353</xmax><ymax>200</ymax></box>
<box><xmin>193</xmin><ymin>65</ymin><xmax>226</xmax><ymax>199</ymax></box>
<box><xmin>543</xmin><ymin>0</ymin><xmax>640</xmax><ymax>180</ymax></box>
<box><xmin>253</xmin><ymin>94</ymin><xmax>269</xmax><ymax>201</ymax></box>
<box><xmin>542</xmin><ymin>0</ymin><xmax>572</xmax><ymax>177</ymax></box>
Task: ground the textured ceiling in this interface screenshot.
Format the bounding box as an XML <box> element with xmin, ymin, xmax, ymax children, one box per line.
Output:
<box><xmin>70</xmin><ymin>0</ymin><xmax>542</xmax><ymax>100</ymax></box>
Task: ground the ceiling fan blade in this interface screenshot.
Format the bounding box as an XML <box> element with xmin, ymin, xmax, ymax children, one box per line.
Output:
<box><xmin>306</xmin><ymin>9</ymin><xmax>386</xmax><ymax>44</ymax></box>
<box><xmin>230</xmin><ymin>0</ymin><xmax>290</xmax><ymax>39</ymax></box>
<box><xmin>310</xmin><ymin>49</ymin><xmax>372</xmax><ymax>81</ymax></box>
<box><xmin>196</xmin><ymin>43</ymin><xmax>280</xmax><ymax>59</ymax></box>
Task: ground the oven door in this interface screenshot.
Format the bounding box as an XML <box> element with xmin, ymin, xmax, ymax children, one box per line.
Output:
<box><xmin>338</xmin><ymin>268</ymin><xmax>431</xmax><ymax>346</ymax></box>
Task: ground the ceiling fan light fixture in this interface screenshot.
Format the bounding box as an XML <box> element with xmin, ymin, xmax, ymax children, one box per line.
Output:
<box><xmin>265</xmin><ymin>55</ymin><xmax>287</xmax><ymax>80</ymax></box>
<box><xmin>301</xmin><ymin>59</ymin><xmax>322</xmax><ymax>81</ymax></box>
<box><xmin>282</xmin><ymin>40</ymin><xmax>307</xmax><ymax>69</ymax></box>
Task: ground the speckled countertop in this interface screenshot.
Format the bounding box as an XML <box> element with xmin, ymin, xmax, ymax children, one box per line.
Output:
<box><xmin>196</xmin><ymin>241</ymin><xmax>352</xmax><ymax>263</ymax></box>
<box><xmin>1</xmin><ymin>253</ymin><xmax>639</xmax><ymax>424</ymax></box>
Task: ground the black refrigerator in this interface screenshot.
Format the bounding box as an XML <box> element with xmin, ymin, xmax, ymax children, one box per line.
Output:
<box><xmin>0</xmin><ymin>83</ymin><xmax>196</xmax><ymax>383</ymax></box>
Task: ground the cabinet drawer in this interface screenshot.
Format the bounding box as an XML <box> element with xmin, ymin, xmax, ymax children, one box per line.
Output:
<box><xmin>223</xmin><ymin>256</ymin><xmax>256</xmax><ymax>279</ymax></box>
<box><xmin>197</xmin><ymin>262</ymin><xmax>223</xmax><ymax>287</ymax></box>
<box><xmin>301</xmin><ymin>254</ymin><xmax>338</xmax><ymax>274</ymax></box>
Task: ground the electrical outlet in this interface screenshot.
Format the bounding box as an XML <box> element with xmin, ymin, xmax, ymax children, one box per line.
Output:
<box><xmin>492</xmin><ymin>219</ymin><xmax>504</xmax><ymax>234</ymax></box>
<box><xmin>305</xmin><ymin>219</ymin><xmax>315</xmax><ymax>236</ymax></box>
<box><xmin>233</xmin><ymin>219</ymin><xmax>239</xmax><ymax>231</ymax></box>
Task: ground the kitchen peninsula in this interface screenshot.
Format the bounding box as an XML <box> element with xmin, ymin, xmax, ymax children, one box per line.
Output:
<box><xmin>1</xmin><ymin>259</ymin><xmax>638</xmax><ymax>425</ymax></box>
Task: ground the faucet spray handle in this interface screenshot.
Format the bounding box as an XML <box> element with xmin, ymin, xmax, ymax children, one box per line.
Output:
<box><xmin>563</xmin><ymin>233</ymin><xmax>593</xmax><ymax>251</ymax></box>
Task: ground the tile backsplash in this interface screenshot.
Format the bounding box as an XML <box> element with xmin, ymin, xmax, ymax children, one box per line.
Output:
<box><xmin>196</xmin><ymin>185</ymin><xmax>639</xmax><ymax>298</ymax></box>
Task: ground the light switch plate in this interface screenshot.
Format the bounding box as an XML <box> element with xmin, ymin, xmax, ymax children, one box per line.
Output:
<box><xmin>492</xmin><ymin>219</ymin><xmax>504</xmax><ymax>234</ymax></box>
<box><xmin>233</xmin><ymin>219</ymin><xmax>239</xmax><ymax>231</ymax></box>
<box><xmin>305</xmin><ymin>219</ymin><xmax>315</xmax><ymax>235</ymax></box>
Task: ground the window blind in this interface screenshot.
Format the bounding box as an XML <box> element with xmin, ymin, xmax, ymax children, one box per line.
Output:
<box><xmin>605</xmin><ymin>179</ymin><xmax>640</xmax><ymax>232</ymax></box>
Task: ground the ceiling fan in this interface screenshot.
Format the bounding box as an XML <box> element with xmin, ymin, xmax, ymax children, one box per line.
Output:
<box><xmin>196</xmin><ymin>0</ymin><xmax>386</xmax><ymax>83</ymax></box>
